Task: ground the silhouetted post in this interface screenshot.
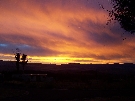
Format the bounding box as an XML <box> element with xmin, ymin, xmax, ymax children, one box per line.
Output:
<box><xmin>21</xmin><ymin>54</ymin><xmax>28</xmax><ymax>71</ymax></box>
<box><xmin>15</xmin><ymin>53</ymin><xmax>20</xmax><ymax>72</ymax></box>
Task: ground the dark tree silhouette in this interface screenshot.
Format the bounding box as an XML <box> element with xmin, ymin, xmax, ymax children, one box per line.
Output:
<box><xmin>21</xmin><ymin>54</ymin><xmax>28</xmax><ymax>71</ymax></box>
<box><xmin>15</xmin><ymin>52</ymin><xmax>20</xmax><ymax>71</ymax></box>
<box><xmin>108</xmin><ymin>0</ymin><xmax>135</xmax><ymax>33</ymax></box>
<box><xmin>14</xmin><ymin>48</ymin><xmax>28</xmax><ymax>72</ymax></box>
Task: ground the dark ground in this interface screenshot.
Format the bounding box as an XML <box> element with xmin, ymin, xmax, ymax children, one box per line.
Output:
<box><xmin>1</xmin><ymin>66</ymin><xmax>135</xmax><ymax>101</ymax></box>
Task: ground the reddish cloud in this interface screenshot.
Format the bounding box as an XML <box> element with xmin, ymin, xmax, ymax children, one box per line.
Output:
<box><xmin>0</xmin><ymin>0</ymin><xmax>135</xmax><ymax>64</ymax></box>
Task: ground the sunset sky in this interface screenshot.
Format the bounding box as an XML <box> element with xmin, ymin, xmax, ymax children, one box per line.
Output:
<box><xmin>0</xmin><ymin>0</ymin><xmax>135</xmax><ymax>64</ymax></box>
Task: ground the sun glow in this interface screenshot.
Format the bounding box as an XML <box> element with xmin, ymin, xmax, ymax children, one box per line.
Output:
<box><xmin>0</xmin><ymin>53</ymin><xmax>132</xmax><ymax>65</ymax></box>
<box><xmin>27</xmin><ymin>56</ymin><xmax>95</xmax><ymax>65</ymax></box>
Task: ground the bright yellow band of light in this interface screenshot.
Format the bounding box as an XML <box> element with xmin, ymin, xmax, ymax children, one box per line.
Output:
<box><xmin>0</xmin><ymin>53</ymin><xmax>126</xmax><ymax>65</ymax></box>
<box><xmin>27</xmin><ymin>56</ymin><xmax>95</xmax><ymax>64</ymax></box>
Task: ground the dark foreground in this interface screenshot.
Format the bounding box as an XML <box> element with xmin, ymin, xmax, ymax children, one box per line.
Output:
<box><xmin>1</xmin><ymin>67</ymin><xmax>135</xmax><ymax>101</ymax></box>
<box><xmin>1</xmin><ymin>86</ymin><xmax>135</xmax><ymax>101</ymax></box>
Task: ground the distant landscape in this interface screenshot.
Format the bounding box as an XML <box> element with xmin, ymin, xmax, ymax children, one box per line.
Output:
<box><xmin>1</xmin><ymin>61</ymin><xmax>135</xmax><ymax>100</ymax></box>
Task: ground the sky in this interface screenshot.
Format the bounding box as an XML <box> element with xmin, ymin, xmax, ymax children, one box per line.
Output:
<box><xmin>0</xmin><ymin>0</ymin><xmax>135</xmax><ymax>64</ymax></box>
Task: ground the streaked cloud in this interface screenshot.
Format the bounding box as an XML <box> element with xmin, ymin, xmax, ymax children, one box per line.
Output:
<box><xmin>0</xmin><ymin>0</ymin><xmax>135</xmax><ymax>64</ymax></box>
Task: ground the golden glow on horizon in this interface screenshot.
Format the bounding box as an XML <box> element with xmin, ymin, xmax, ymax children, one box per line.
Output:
<box><xmin>27</xmin><ymin>56</ymin><xmax>95</xmax><ymax>64</ymax></box>
<box><xmin>0</xmin><ymin>53</ymin><xmax>132</xmax><ymax>65</ymax></box>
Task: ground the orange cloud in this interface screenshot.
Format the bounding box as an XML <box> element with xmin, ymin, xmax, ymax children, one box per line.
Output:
<box><xmin>0</xmin><ymin>0</ymin><xmax>135</xmax><ymax>64</ymax></box>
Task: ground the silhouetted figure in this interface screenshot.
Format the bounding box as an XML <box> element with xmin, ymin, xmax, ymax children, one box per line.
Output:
<box><xmin>21</xmin><ymin>54</ymin><xmax>28</xmax><ymax>71</ymax></box>
<box><xmin>15</xmin><ymin>52</ymin><xmax>20</xmax><ymax>72</ymax></box>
